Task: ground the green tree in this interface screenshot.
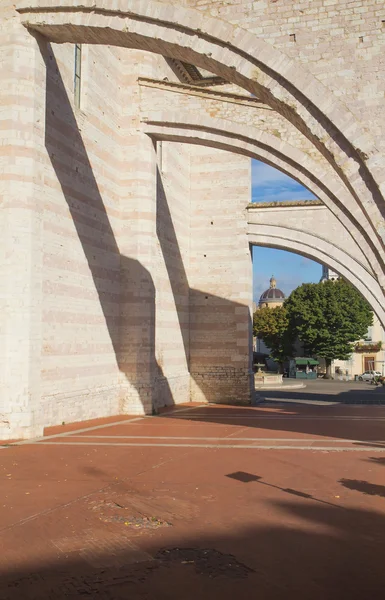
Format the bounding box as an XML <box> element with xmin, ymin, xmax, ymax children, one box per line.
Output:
<box><xmin>253</xmin><ymin>305</ymin><xmax>294</xmax><ymax>372</ymax></box>
<box><xmin>284</xmin><ymin>279</ymin><xmax>373</xmax><ymax>378</ymax></box>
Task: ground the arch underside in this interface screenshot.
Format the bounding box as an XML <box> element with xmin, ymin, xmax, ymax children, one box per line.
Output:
<box><xmin>248</xmin><ymin>225</ymin><xmax>385</xmax><ymax>325</ymax></box>
<box><xmin>139</xmin><ymin>83</ymin><xmax>381</xmax><ymax>279</ymax></box>
<box><xmin>17</xmin><ymin>0</ymin><xmax>385</xmax><ymax>290</ymax></box>
<box><xmin>141</xmin><ymin>117</ymin><xmax>385</xmax><ymax>324</ymax></box>
<box><xmin>143</xmin><ymin>116</ymin><xmax>376</xmax><ymax>276</ymax></box>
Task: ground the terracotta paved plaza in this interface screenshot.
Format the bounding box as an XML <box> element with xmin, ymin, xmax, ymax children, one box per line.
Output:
<box><xmin>1</xmin><ymin>401</ymin><xmax>385</xmax><ymax>599</ymax></box>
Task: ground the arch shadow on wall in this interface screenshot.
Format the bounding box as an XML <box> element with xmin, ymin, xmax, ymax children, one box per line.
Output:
<box><xmin>141</xmin><ymin>118</ymin><xmax>381</xmax><ymax>287</ymax></box>
<box><xmin>17</xmin><ymin>0</ymin><xmax>385</xmax><ymax>286</ymax></box>
<box><xmin>142</xmin><ymin>122</ymin><xmax>385</xmax><ymax>326</ymax></box>
<box><xmin>41</xmin><ymin>41</ymin><xmax>254</xmax><ymax>414</ymax></box>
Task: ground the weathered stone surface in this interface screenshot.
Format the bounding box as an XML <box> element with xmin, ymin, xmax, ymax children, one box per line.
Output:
<box><xmin>1</xmin><ymin>0</ymin><xmax>384</xmax><ymax>438</ymax></box>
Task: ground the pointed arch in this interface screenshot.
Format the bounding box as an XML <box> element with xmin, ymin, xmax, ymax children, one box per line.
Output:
<box><xmin>17</xmin><ymin>0</ymin><xmax>385</xmax><ymax>282</ymax></box>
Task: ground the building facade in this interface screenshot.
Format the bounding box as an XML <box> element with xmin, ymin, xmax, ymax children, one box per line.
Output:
<box><xmin>320</xmin><ymin>267</ymin><xmax>385</xmax><ymax>378</ymax></box>
<box><xmin>258</xmin><ymin>277</ymin><xmax>286</xmax><ymax>310</ymax></box>
<box><xmin>1</xmin><ymin>1</ymin><xmax>385</xmax><ymax>439</ymax></box>
<box><xmin>254</xmin><ymin>278</ymin><xmax>285</xmax><ymax>364</ymax></box>
<box><xmin>1</xmin><ymin>5</ymin><xmax>255</xmax><ymax>440</ymax></box>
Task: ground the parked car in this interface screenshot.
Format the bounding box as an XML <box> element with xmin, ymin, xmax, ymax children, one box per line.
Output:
<box><xmin>358</xmin><ymin>370</ymin><xmax>382</xmax><ymax>381</ymax></box>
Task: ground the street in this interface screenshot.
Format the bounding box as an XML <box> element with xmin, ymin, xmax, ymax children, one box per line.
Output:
<box><xmin>264</xmin><ymin>377</ymin><xmax>385</xmax><ymax>404</ymax></box>
<box><xmin>1</xmin><ymin>396</ymin><xmax>385</xmax><ymax>599</ymax></box>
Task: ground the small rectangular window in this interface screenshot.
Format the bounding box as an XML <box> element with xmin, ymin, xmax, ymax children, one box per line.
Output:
<box><xmin>74</xmin><ymin>44</ymin><xmax>82</xmax><ymax>109</ymax></box>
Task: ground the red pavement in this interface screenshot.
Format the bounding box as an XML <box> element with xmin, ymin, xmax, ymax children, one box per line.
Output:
<box><xmin>1</xmin><ymin>403</ymin><xmax>385</xmax><ymax>599</ymax></box>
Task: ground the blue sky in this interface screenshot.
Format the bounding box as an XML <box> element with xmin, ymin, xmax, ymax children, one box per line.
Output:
<box><xmin>251</xmin><ymin>160</ymin><xmax>317</xmax><ymax>203</ymax></box>
<box><xmin>251</xmin><ymin>159</ymin><xmax>321</xmax><ymax>301</ymax></box>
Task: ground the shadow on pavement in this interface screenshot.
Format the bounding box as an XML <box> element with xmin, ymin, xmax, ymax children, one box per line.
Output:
<box><xmin>157</xmin><ymin>403</ymin><xmax>385</xmax><ymax>444</ymax></box>
<box><xmin>227</xmin><ymin>471</ymin><xmax>340</xmax><ymax>507</ymax></box>
<box><xmin>1</xmin><ymin>501</ymin><xmax>384</xmax><ymax>599</ymax></box>
<box><xmin>339</xmin><ymin>478</ymin><xmax>385</xmax><ymax>498</ymax></box>
<box><xmin>263</xmin><ymin>387</ymin><xmax>385</xmax><ymax>405</ymax></box>
<box><xmin>367</xmin><ymin>457</ymin><xmax>385</xmax><ymax>466</ymax></box>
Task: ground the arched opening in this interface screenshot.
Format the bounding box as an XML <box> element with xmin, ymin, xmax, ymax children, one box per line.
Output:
<box><xmin>17</xmin><ymin>0</ymin><xmax>385</xmax><ymax>287</ymax></box>
<box><xmin>142</xmin><ymin>124</ymin><xmax>383</xmax><ymax>321</ymax></box>
<box><xmin>248</xmin><ymin>231</ymin><xmax>384</xmax><ymax>324</ymax></box>
<box><xmin>3</xmin><ymin>10</ymin><xmax>385</xmax><ymax>599</ymax></box>
<box><xmin>251</xmin><ymin>243</ymin><xmax>385</xmax><ymax>379</ymax></box>
<box><xmin>3</xmin><ymin>2</ymin><xmax>385</xmax><ymax>439</ymax></box>
<box><xmin>250</xmin><ymin>158</ymin><xmax>385</xmax><ymax>382</ymax></box>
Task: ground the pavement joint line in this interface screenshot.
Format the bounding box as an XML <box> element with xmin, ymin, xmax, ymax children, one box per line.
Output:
<box><xmin>9</xmin><ymin>416</ymin><xmax>146</xmax><ymax>446</ymax></box>
<box><xmin>224</xmin><ymin>425</ymin><xmax>250</xmax><ymax>442</ymax></box>
<box><xmin>65</xmin><ymin>435</ymin><xmax>385</xmax><ymax>443</ymax></box>
<box><xmin>7</xmin><ymin>404</ymin><xmax>206</xmax><ymax>446</ymax></box>
<box><xmin>155</xmin><ymin>405</ymin><xmax>206</xmax><ymax>415</ymax></box>
<box><xmin>30</xmin><ymin>441</ymin><xmax>385</xmax><ymax>451</ymax></box>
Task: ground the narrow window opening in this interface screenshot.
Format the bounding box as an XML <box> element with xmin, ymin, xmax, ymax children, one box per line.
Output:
<box><xmin>359</xmin><ymin>36</ymin><xmax>364</xmax><ymax>43</ymax></box>
<box><xmin>74</xmin><ymin>44</ymin><xmax>82</xmax><ymax>109</ymax></box>
<box><xmin>289</xmin><ymin>33</ymin><xmax>296</xmax><ymax>43</ymax></box>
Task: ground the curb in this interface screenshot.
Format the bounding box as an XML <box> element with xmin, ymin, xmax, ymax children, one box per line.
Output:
<box><xmin>254</xmin><ymin>383</ymin><xmax>307</xmax><ymax>391</ymax></box>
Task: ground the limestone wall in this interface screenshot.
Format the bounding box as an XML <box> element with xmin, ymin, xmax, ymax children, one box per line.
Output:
<box><xmin>183</xmin><ymin>0</ymin><xmax>385</xmax><ymax>150</ymax></box>
<box><xmin>140</xmin><ymin>81</ymin><xmax>318</xmax><ymax>161</ymax></box>
<box><xmin>0</xmin><ymin>6</ymin><xmax>254</xmax><ymax>437</ymax></box>
<box><xmin>4</xmin><ymin>0</ymin><xmax>384</xmax><ymax>438</ymax></box>
<box><xmin>15</xmin><ymin>1</ymin><xmax>385</xmax><ymax>287</ymax></box>
<box><xmin>37</xmin><ymin>42</ymin><xmax>124</xmax><ymax>428</ymax></box>
<box><xmin>0</xmin><ymin>3</ymin><xmax>46</xmax><ymax>439</ymax></box>
<box><xmin>154</xmin><ymin>140</ymin><xmax>191</xmax><ymax>410</ymax></box>
<box><xmin>189</xmin><ymin>145</ymin><xmax>253</xmax><ymax>404</ymax></box>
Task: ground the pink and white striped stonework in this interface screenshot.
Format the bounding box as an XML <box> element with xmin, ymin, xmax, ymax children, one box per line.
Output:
<box><xmin>1</xmin><ymin>0</ymin><xmax>384</xmax><ymax>438</ymax></box>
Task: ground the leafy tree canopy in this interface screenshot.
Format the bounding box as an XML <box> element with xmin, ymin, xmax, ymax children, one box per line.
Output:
<box><xmin>284</xmin><ymin>279</ymin><xmax>373</xmax><ymax>362</ymax></box>
<box><xmin>253</xmin><ymin>305</ymin><xmax>294</xmax><ymax>365</ymax></box>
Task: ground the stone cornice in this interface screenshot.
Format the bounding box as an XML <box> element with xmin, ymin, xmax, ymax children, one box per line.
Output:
<box><xmin>138</xmin><ymin>77</ymin><xmax>270</xmax><ymax>109</ymax></box>
<box><xmin>247</xmin><ymin>199</ymin><xmax>324</xmax><ymax>209</ymax></box>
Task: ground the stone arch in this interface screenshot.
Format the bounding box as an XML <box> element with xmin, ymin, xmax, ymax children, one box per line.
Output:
<box><xmin>17</xmin><ymin>0</ymin><xmax>385</xmax><ymax>283</ymax></box>
<box><xmin>143</xmin><ymin>114</ymin><xmax>385</xmax><ymax>321</ymax></box>
<box><xmin>248</xmin><ymin>225</ymin><xmax>385</xmax><ymax>326</ymax></box>
<box><xmin>142</xmin><ymin>114</ymin><xmax>378</xmax><ymax>280</ymax></box>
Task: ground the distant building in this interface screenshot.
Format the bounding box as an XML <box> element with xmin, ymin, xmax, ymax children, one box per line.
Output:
<box><xmin>328</xmin><ymin>319</ymin><xmax>385</xmax><ymax>378</ymax></box>
<box><xmin>320</xmin><ymin>265</ymin><xmax>339</xmax><ymax>282</ymax></box>
<box><xmin>258</xmin><ymin>276</ymin><xmax>286</xmax><ymax>309</ymax></box>
<box><xmin>254</xmin><ymin>277</ymin><xmax>285</xmax><ymax>363</ymax></box>
<box><xmin>318</xmin><ymin>265</ymin><xmax>385</xmax><ymax>377</ymax></box>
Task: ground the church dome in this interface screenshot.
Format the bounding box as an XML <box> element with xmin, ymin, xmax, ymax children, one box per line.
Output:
<box><xmin>259</xmin><ymin>276</ymin><xmax>285</xmax><ymax>304</ymax></box>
